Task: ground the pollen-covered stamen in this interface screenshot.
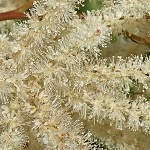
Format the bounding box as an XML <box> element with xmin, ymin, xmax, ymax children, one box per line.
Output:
<box><xmin>76</xmin><ymin>13</ymin><xmax>86</xmax><ymax>19</ymax></box>
<box><xmin>94</xmin><ymin>29</ymin><xmax>101</xmax><ymax>36</ymax></box>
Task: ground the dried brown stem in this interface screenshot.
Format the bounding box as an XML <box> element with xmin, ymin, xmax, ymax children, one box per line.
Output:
<box><xmin>15</xmin><ymin>0</ymin><xmax>35</xmax><ymax>13</ymax></box>
<box><xmin>0</xmin><ymin>11</ymin><xmax>27</xmax><ymax>21</ymax></box>
<box><xmin>0</xmin><ymin>0</ymin><xmax>35</xmax><ymax>21</ymax></box>
<box><xmin>124</xmin><ymin>31</ymin><xmax>150</xmax><ymax>48</ymax></box>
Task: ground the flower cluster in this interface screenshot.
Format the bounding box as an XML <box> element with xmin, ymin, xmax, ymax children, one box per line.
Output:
<box><xmin>0</xmin><ymin>0</ymin><xmax>150</xmax><ymax>149</ymax></box>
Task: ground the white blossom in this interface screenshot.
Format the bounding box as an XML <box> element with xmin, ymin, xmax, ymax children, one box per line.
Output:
<box><xmin>0</xmin><ymin>0</ymin><xmax>150</xmax><ymax>149</ymax></box>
